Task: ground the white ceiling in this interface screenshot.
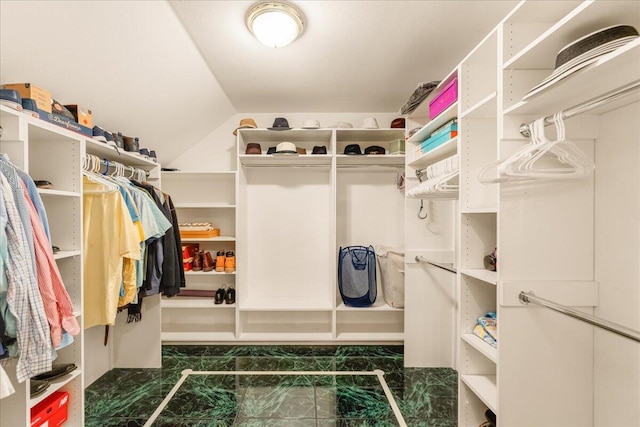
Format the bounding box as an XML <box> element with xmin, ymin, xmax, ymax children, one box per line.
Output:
<box><xmin>0</xmin><ymin>1</ymin><xmax>518</xmax><ymax>164</ymax></box>
<box><xmin>170</xmin><ymin>0</ymin><xmax>518</xmax><ymax>112</ymax></box>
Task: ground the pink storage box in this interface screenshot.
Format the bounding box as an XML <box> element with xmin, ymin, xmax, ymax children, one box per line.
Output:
<box><xmin>429</xmin><ymin>78</ymin><xmax>458</xmax><ymax>120</ymax></box>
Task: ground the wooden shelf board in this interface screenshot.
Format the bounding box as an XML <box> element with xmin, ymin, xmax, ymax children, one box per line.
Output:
<box><xmin>54</xmin><ymin>250</ymin><xmax>81</xmax><ymax>260</ymax></box>
<box><xmin>461</xmin><ymin>333</ymin><xmax>498</xmax><ymax>363</ymax></box>
<box><xmin>335</xmin><ymin>128</ymin><xmax>405</xmax><ymax>142</ymax></box>
<box><xmin>85</xmin><ymin>138</ymin><xmax>158</xmax><ymax>167</ymax></box>
<box><xmin>406</xmin><ymin>102</ymin><xmax>458</xmax><ymax>144</ymax></box>
<box><xmin>240</xmin><ymin>296</ymin><xmax>332</xmax><ymax>311</ymax></box>
<box><xmin>37</xmin><ymin>189</ymin><xmax>81</xmax><ymax>197</ymax></box>
<box><xmin>174</xmin><ymin>203</ymin><xmax>235</xmax><ymax>208</ymax></box>
<box><xmin>461</xmin><ymin>92</ymin><xmax>497</xmax><ymax>119</ymax></box>
<box><xmin>407</xmin><ymin>137</ymin><xmax>458</xmax><ymax>170</ymax></box>
<box><xmin>336</xmin><ymin>154</ymin><xmax>405</xmax><ymax>167</ymax></box>
<box><xmin>461</xmin><ymin>269</ymin><xmax>498</xmax><ymax>286</ymax></box>
<box><xmin>184</xmin><ymin>270</ymin><xmax>236</xmax><ymax>276</ymax></box>
<box><xmin>239</xmin><ymin>154</ymin><xmax>332</xmax><ymax>167</ymax></box>
<box><xmin>161</xmin><ymin>298</ymin><xmax>236</xmax><ymax>309</ymax></box>
<box><xmin>335</xmin><ymin>332</ymin><xmax>404</xmax><ymax>341</ymax></box>
<box><xmin>238</xmin><ymin>128</ymin><xmax>333</xmax><ymax>143</ymax></box>
<box><xmin>460</xmin><ymin>374</ymin><xmax>497</xmax><ymax>413</ymax></box>
<box><xmin>180</xmin><ymin>236</ymin><xmax>236</xmax><ymax>242</ymax></box>
<box><xmin>30</xmin><ymin>369</ymin><xmax>81</xmax><ymax>406</ymax></box>
<box><xmin>336</xmin><ymin>303</ymin><xmax>403</xmax><ymax>312</ymax></box>
<box><xmin>161</xmin><ymin>331</ymin><xmax>236</xmax><ymax>342</ymax></box>
<box><xmin>461</xmin><ymin>207</ymin><xmax>498</xmax><ymax>214</ymax></box>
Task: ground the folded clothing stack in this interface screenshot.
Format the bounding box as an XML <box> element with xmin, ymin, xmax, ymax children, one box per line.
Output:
<box><xmin>473</xmin><ymin>311</ymin><xmax>497</xmax><ymax>347</ymax></box>
<box><xmin>178</xmin><ymin>222</ymin><xmax>220</xmax><ymax>238</ymax></box>
<box><xmin>399</xmin><ymin>81</ymin><xmax>440</xmax><ymax>115</ymax></box>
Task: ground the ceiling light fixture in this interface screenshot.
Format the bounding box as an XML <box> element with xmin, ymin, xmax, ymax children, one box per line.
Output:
<box><xmin>246</xmin><ymin>2</ymin><xmax>304</xmax><ymax>48</ymax></box>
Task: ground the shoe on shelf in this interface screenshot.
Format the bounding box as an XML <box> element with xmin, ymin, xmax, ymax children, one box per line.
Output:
<box><xmin>192</xmin><ymin>250</ymin><xmax>203</xmax><ymax>271</ymax></box>
<box><xmin>215</xmin><ymin>250</ymin><xmax>226</xmax><ymax>272</ymax></box>
<box><xmin>203</xmin><ymin>251</ymin><xmax>215</xmax><ymax>272</ymax></box>
<box><xmin>224</xmin><ymin>251</ymin><xmax>235</xmax><ymax>273</ymax></box>
<box><xmin>225</xmin><ymin>287</ymin><xmax>236</xmax><ymax>305</ymax></box>
<box><xmin>34</xmin><ymin>180</ymin><xmax>53</xmax><ymax>189</ymax></box>
<box><xmin>30</xmin><ymin>379</ymin><xmax>50</xmax><ymax>397</ymax></box>
<box><xmin>32</xmin><ymin>363</ymin><xmax>77</xmax><ymax>381</ymax></box>
<box><xmin>214</xmin><ymin>286</ymin><xmax>226</xmax><ymax>305</ymax></box>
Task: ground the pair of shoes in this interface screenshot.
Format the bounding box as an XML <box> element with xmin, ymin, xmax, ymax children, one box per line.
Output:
<box><xmin>215</xmin><ymin>250</ymin><xmax>226</xmax><ymax>272</ymax></box>
<box><xmin>34</xmin><ymin>180</ymin><xmax>53</xmax><ymax>189</ymax></box>
<box><xmin>30</xmin><ymin>379</ymin><xmax>50</xmax><ymax>397</ymax></box>
<box><xmin>203</xmin><ymin>251</ymin><xmax>215</xmax><ymax>272</ymax></box>
<box><xmin>214</xmin><ymin>250</ymin><xmax>236</xmax><ymax>273</ymax></box>
<box><xmin>33</xmin><ymin>363</ymin><xmax>77</xmax><ymax>381</ymax></box>
<box><xmin>192</xmin><ymin>250</ymin><xmax>203</xmax><ymax>271</ymax></box>
<box><xmin>214</xmin><ymin>285</ymin><xmax>236</xmax><ymax>305</ymax></box>
<box><xmin>123</xmin><ymin>136</ymin><xmax>140</xmax><ymax>153</ymax></box>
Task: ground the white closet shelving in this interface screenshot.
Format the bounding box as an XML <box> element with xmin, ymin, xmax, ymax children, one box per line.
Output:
<box><xmin>403</xmin><ymin>1</ymin><xmax>640</xmax><ymax>426</ymax></box>
<box><xmin>159</xmin><ymin>171</ymin><xmax>237</xmax><ymax>342</ymax></box>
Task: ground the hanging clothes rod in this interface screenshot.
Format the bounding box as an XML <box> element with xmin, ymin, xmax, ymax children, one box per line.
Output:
<box><xmin>519</xmin><ymin>291</ymin><xmax>640</xmax><ymax>344</ymax></box>
<box><xmin>415</xmin><ymin>256</ymin><xmax>457</xmax><ymax>274</ymax></box>
<box><xmin>519</xmin><ymin>80</ymin><xmax>640</xmax><ymax>137</ymax></box>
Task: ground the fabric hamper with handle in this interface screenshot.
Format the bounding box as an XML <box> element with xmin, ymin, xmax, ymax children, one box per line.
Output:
<box><xmin>375</xmin><ymin>245</ymin><xmax>405</xmax><ymax>308</ymax></box>
<box><xmin>338</xmin><ymin>245</ymin><xmax>377</xmax><ymax>307</ymax></box>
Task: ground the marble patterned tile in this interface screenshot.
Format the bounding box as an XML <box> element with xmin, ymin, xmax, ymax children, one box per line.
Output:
<box><xmin>313</xmin><ymin>373</ymin><xmax>381</xmax><ymax>388</ymax></box>
<box><xmin>237</xmin><ymin>373</ymin><xmax>314</xmax><ymax>387</ymax></box>
<box><xmin>335</xmin><ymin>346</ymin><xmax>404</xmax><ymax>358</ymax></box>
<box><xmin>234</xmin><ymin>419</ymin><xmax>317</xmax><ymax>427</ymax></box>
<box><xmin>85</xmin><ymin>418</ymin><xmax>146</xmax><ymax>427</ymax></box>
<box><xmin>403</xmin><ymin>418</ymin><xmax>458</xmax><ymax>427</ymax></box>
<box><xmin>153</xmin><ymin>418</ymin><xmax>235</xmax><ymax>426</ymax></box>
<box><xmin>316</xmin><ymin>386</ymin><xmax>395</xmax><ymax>420</ymax></box>
<box><xmin>159</xmin><ymin>375</ymin><xmax>244</xmax><ymax>419</ymax></box>
<box><xmin>317</xmin><ymin>419</ymin><xmax>400</xmax><ymax>426</ymax></box>
<box><xmin>239</xmin><ymin>385</ymin><xmax>316</xmax><ymax>418</ymax></box>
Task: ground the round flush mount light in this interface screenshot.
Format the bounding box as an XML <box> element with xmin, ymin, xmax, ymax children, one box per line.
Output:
<box><xmin>246</xmin><ymin>1</ymin><xmax>304</xmax><ymax>48</ymax></box>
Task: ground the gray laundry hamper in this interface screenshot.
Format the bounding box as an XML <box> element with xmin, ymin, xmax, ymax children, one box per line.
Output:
<box><xmin>375</xmin><ymin>245</ymin><xmax>405</xmax><ymax>308</ymax></box>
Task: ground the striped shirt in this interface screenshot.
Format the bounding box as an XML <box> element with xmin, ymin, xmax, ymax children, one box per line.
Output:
<box><xmin>22</xmin><ymin>182</ymin><xmax>80</xmax><ymax>347</ymax></box>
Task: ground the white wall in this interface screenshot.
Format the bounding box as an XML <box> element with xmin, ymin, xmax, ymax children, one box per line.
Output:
<box><xmin>167</xmin><ymin>112</ymin><xmax>401</xmax><ymax>171</ymax></box>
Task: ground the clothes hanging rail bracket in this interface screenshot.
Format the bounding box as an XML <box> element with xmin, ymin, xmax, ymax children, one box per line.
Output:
<box><xmin>519</xmin><ymin>291</ymin><xmax>640</xmax><ymax>344</ymax></box>
<box><xmin>415</xmin><ymin>256</ymin><xmax>457</xmax><ymax>274</ymax></box>
<box><xmin>519</xmin><ymin>80</ymin><xmax>640</xmax><ymax>137</ymax></box>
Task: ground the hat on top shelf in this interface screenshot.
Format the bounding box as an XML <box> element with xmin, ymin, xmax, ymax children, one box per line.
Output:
<box><xmin>390</xmin><ymin>117</ymin><xmax>405</xmax><ymax>128</ymax></box>
<box><xmin>362</xmin><ymin>117</ymin><xmax>379</xmax><ymax>129</ymax></box>
<box><xmin>233</xmin><ymin>118</ymin><xmax>257</xmax><ymax>136</ymax></box>
<box><xmin>273</xmin><ymin>141</ymin><xmax>298</xmax><ymax>155</ymax></box>
<box><xmin>364</xmin><ymin>145</ymin><xmax>385</xmax><ymax>155</ymax></box>
<box><xmin>522</xmin><ymin>25</ymin><xmax>639</xmax><ymax>101</ymax></box>
<box><xmin>302</xmin><ymin>119</ymin><xmax>320</xmax><ymax>129</ymax></box>
<box><xmin>268</xmin><ymin>117</ymin><xmax>291</xmax><ymax>130</ymax></box>
<box><xmin>344</xmin><ymin>144</ymin><xmax>362</xmax><ymax>155</ymax></box>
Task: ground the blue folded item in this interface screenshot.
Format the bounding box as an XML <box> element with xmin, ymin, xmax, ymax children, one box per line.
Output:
<box><xmin>473</xmin><ymin>311</ymin><xmax>497</xmax><ymax>347</ymax></box>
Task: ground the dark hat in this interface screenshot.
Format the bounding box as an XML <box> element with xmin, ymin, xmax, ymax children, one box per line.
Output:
<box><xmin>523</xmin><ymin>25</ymin><xmax>639</xmax><ymax>100</ymax></box>
<box><xmin>344</xmin><ymin>144</ymin><xmax>362</xmax><ymax>155</ymax></box>
<box><xmin>268</xmin><ymin>117</ymin><xmax>291</xmax><ymax>130</ymax></box>
<box><xmin>390</xmin><ymin>117</ymin><xmax>405</xmax><ymax>128</ymax></box>
<box><xmin>364</xmin><ymin>145</ymin><xmax>386</xmax><ymax>155</ymax></box>
<box><xmin>245</xmin><ymin>142</ymin><xmax>262</xmax><ymax>155</ymax></box>
<box><xmin>312</xmin><ymin>145</ymin><xmax>327</xmax><ymax>154</ymax></box>
<box><xmin>267</xmin><ymin>146</ymin><xmax>277</xmax><ymax>155</ymax></box>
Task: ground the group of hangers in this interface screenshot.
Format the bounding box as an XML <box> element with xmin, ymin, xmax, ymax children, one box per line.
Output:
<box><xmin>478</xmin><ymin>112</ymin><xmax>595</xmax><ymax>183</ymax></box>
<box><xmin>82</xmin><ymin>154</ymin><xmax>147</xmax><ymax>194</ymax></box>
<box><xmin>407</xmin><ymin>154</ymin><xmax>459</xmax><ymax>199</ymax></box>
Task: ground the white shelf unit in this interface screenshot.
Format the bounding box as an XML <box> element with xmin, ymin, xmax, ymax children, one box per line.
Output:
<box><xmin>401</xmin><ymin>1</ymin><xmax>640</xmax><ymax>426</ymax></box>
<box><xmin>0</xmin><ymin>105</ymin><xmax>85</xmax><ymax>427</ymax></box>
<box><xmin>159</xmin><ymin>171</ymin><xmax>238</xmax><ymax>342</ymax></box>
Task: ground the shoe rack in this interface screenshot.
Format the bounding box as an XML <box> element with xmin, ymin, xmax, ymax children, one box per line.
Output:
<box><xmin>402</xmin><ymin>0</ymin><xmax>640</xmax><ymax>426</ymax></box>
<box><xmin>159</xmin><ymin>171</ymin><xmax>238</xmax><ymax>341</ymax></box>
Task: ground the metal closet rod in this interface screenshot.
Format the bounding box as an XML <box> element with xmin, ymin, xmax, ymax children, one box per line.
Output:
<box><xmin>415</xmin><ymin>256</ymin><xmax>457</xmax><ymax>274</ymax></box>
<box><xmin>98</xmin><ymin>159</ymin><xmax>150</xmax><ymax>178</ymax></box>
<box><xmin>519</xmin><ymin>80</ymin><xmax>640</xmax><ymax>137</ymax></box>
<box><xmin>519</xmin><ymin>291</ymin><xmax>640</xmax><ymax>344</ymax></box>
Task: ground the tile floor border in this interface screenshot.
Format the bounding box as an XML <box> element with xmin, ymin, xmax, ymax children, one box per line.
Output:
<box><xmin>143</xmin><ymin>369</ymin><xmax>408</xmax><ymax>427</ymax></box>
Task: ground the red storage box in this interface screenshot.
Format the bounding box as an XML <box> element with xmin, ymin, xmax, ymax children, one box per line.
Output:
<box><xmin>30</xmin><ymin>391</ymin><xmax>69</xmax><ymax>427</ymax></box>
<box><xmin>429</xmin><ymin>78</ymin><xmax>458</xmax><ymax>120</ymax></box>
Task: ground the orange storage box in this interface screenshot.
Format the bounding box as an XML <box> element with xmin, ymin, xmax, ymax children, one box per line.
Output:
<box><xmin>30</xmin><ymin>391</ymin><xmax>69</xmax><ymax>427</ymax></box>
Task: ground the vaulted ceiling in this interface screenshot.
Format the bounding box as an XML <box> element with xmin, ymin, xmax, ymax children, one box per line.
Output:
<box><xmin>0</xmin><ymin>0</ymin><xmax>517</xmax><ymax>164</ymax></box>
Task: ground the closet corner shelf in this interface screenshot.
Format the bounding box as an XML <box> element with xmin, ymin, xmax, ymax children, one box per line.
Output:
<box><xmin>504</xmin><ymin>38</ymin><xmax>640</xmax><ymax>117</ymax></box>
<box><xmin>184</xmin><ymin>270</ymin><xmax>236</xmax><ymax>276</ymax></box>
<box><xmin>180</xmin><ymin>236</ymin><xmax>236</xmax><ymax>243</ymax></box>
<box><xmin>460</xmin><ymin>269</ymin><xmax>498</xmax><ymax>285</ymax></box>
<box><xmin>461</xmin><ymin>333</ymin><xmax>498</xmax><ymax>363</ymax></box>
<box><xmin>239</xmin><ymin>154</ymin><xmax>332</xmax><ymax>167</ymax></box>
<box><xmin>460</xmin><ymin>374</ymin><xmax>497</xmax><ymax>413</ymax></box>
<box><xmin>407</xmin><ymin>137</ymin><xmax>458</xmax><ymax>170</ymax></box>
<box><xmin>173</xmin><ymin>203</ymin><xmax>235</xmax><ymax>209</ymax></box>
<box><xmin>336</xmin><ymin>154</ymin><xmax>405</xmax><ymax>167</ymax></box>
<box><xmin>406</xmin><ymin>102</ymin><xmax>458</xmax><ymax>144</ymax></box>
<box><xmin>30</xmin><ymin>369</ymin><xmax>82</xmax><ymax>407</ymax></box>
<box><xmin>161</xmin><ymin>298</ymin><xmax>236</xmax><ymax>309</ymax></box>
<box><xmin>53</xmin><ymin>250</ymin><xmax>81</xmax><ymax>260</ymax></box>
<box><xmin>460</xmin><ymin>92</ymin><xmax>497</xmax><ymax>119</ymax></box>
<box><xmin>336</xmin><ymin>302</ymin><xmax>404</xmax><ymax>312</ymax></box>
<box><xmin>37</xmin><ymin>189</ymin><xmax>81</xmax><ymax>198</ymax></box>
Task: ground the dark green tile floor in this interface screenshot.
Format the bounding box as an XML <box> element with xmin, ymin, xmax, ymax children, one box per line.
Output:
<box><xmin>85</xmin><ymin>345</ymin><xmax>457</xmax><ymax>426</ymax></box>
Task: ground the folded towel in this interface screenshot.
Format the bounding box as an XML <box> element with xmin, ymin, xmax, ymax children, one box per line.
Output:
<box><xmin>473</xmin><ymin>311</ymin><xmax>498</xmax><ymax>347</ymax></box>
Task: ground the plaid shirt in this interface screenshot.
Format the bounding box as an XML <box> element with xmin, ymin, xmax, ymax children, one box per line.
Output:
<box><xmin>1</xmin><ymin>174</ymin><xmax>52</xmax><ymax>382</ymax></box>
